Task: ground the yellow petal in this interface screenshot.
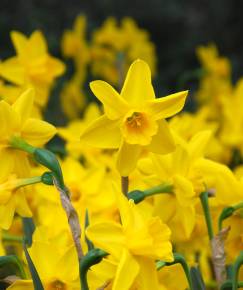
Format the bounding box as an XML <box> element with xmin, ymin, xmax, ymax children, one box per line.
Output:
<box><xmin>173</xmin><ymin>174</ymin><xmax>195</xmax><ymax>206</ymax></box>
<box><xmin>116</xmin><ymin>141</ymin><xmax>142</xmax><ymax>176</ymax></box>
<box><xmin>29</xmin><ymin>30</ymin><xmax>47</xmax><ymax>58</ymax></box>
<box><xmin>12</xmin><ymin>88</ymin><xmax>34</xmax><ymax>124</ymax></box>
<box><xmin>21</xmin><ymin>118</ymin><xmax>56</xmax><ymax>146</ymax></box>
<box><xmin>175</xmin><ymin>205</ymin><xmax>196</xmax><ymax>239</ymax></box>
<box><xmin>15</xmin><ymin>190</ymin><xmax>32</xmax><ymax>217</ymax></box>
<box><xmin>136</xmin><ymin>257</ymin><xmax>160</xmax><ymax>290</ymax></box>
<box><xmin>113</xmin><ymin>249</ymin><xmax>139</xmax><ymax>290</ymax></box>
<box><xmin>0</xmin><ymin>57</ymin><xmax>25</xmax><ymax>85</ymax></box>
<box><xmin>7</xmin><ymin>280</ymin><xmax>33</xmax><ymax>290</ymax></box>
<box><xmin>147</xmin><ymin>91</ymin><xmax>188</xmax><ymax>120</ymax></box>
<box><xmin>147</xmin><ymin>120</ymin><xmax>175</xmax><ymax>154</ymax></box>
<box><xmin>121</xmin><ymin>59</ymin><xmax>155</xmax><ymax>105</ymax></box>
<box><xmin>90</xmin><ymin>80</ymin><xmax>128</xmax><ymax>120</ymax></box>
<box><xmin>0</xmin><ymin>101</ymin><xmax>20</xmax><ymax>135</ymax></box>
<box><xmin>188</xmin><ymin>130</ymin><xmax>212</xmax><ymax>160</ymax></box>
<box><xmin>10</xmin><ymin>31</ymin><xmax>28</xmax><ymax>57</ymax></box>
<box><xmin>81</xmin><ymin>115</ymin><xmax>121</xmax><ymax>148</ymax></box>
<box><xmin>0</xmin><ymin>197</ymin><xmax>16</xmax><ymax>229</ymax></box>
<box><xmin>56</xmin><ymin>246</ymin><xmax>79</xmax><ymax>282</ymax></box>
<box><xmin>86</xmin><ymin>222</ymin><xmax>124</xmax><ymax>259</ymax></box>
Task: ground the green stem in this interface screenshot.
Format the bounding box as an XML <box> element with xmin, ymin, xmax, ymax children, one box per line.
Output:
<box><xmin>10</xmin><ymin>136</ymin><xmax>35</xmax><ymax>154</ymax></box>
<box><xmin>200</xmin><ymin>191</ymin><xmax>214</xmax><ymax>240</ymax></box>
<box><xmin>232</xmin><ymin>251</ymin><xmax>243</xmax><ymax>290</ymax></box>
<box><xmin>128</xmin><ymin>183</ymin><xmax>173</xmax><ymax>204</ymax></box>
<box><xmin>2</xmin><ymin>232</ymin><xmax>23</xmax><ymax>243</ymax></box>
<box><xmin>156</xmin><ymin>253</ymin><xmax>193</xmax><ymax>290</ymax></box>
<box><xmin>218</xmin><ymin>201</ymin><xmax>243</xmax><ymax>231</ymax></box>
<box><xmin>121</xmin><ymin>176</ymin><xmax>129</xmax><ymax>197</ymax></box>
<box><xmin>79</xmin><ymin>249</ymin><xmax>108</xmax><ymax>290</ymax></box>
<box><xmin>143</xmin><ymin>183</ymin><xmax>173</xmax><ymax>196</ymax></box>
<box><xmin>17</xmin><ymin>176</ymin><xmax>42</xmax><ymax>189</ymax></box>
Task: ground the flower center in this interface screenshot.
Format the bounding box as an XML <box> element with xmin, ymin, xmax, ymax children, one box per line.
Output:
<box><xmin>47</xmin><ymin>280</ymin><xmax>67</xmax><ymax>290</ymax></box>
<box><xmin>122</xmin><ymin>111</ymin><xmax>158</xmax><ymax>145</ymax></box>
<box><xmin>126</xmin><ymin>112</ymin><xmax>144</xmax><ymax>128</ymax></box>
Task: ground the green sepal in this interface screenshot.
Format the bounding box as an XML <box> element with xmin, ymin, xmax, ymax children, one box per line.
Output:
<box><xmin>127</xmin><ymin>190</ymin><xmax>145</xmax><ymax>204</ymax></box>
<box><xmin>0</xmin><ymin>255</ymin><xmax>26</xmax><ymax>279</ymax></box>
<box><xmin>41</xmin><ymin>172</ymin><xmax>54</xmax><ymax>186</ymax></box>
<box><xmin>79</xmin><ymin>248</ymin><xmax>108</xmax><ymax>290</ymax></box>
<box><xmin>33</xmin><ymin>148</ymin><xmax>64</xmax><ymax>188</ymax></box>
<box><xmin>190</xmin><ymin>266</ymin><xmax>206</xmax><ymax>290</ymax></box>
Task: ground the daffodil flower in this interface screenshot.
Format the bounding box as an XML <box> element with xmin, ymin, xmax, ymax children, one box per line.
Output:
<box><xmin>7</xmin><ymin>228</ymin><xmax>80</xmax><ymax>290</ymax></box>
<box><xmin>81</xmin><ymin>59</ymin><xmax>188</xmax><ymax>176</ymax></box>
<box><xmin>86</xmin><ymin>190</ymin><xmax>173</xmax><ymax>290</ymax></box>
<box><xmin>0</xmin><ymin>88</ymin><xmax>56</xmax><ymax>179</ymax></box>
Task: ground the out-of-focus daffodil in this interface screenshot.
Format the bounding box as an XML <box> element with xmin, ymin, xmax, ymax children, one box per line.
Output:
<box><xmin>0</xmin><ymin>31</ymin><xmax>65</xmax><ymax>114</ymax></box>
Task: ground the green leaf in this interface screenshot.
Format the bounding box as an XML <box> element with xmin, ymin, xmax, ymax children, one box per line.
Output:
<box><xmin>84</xmin><ymin>209</ymin><xmax>94</xmax><ymax>251</ymax></box>
<box><xmin>23</xmin><ymin>244</ymin><xmax>44</xmax><ymax>290</ymax></box>
<box><xmin>0</xmin><ymin>255</ymin><xmax>26</xmax><ymax>279</ymax></box>
<box><xmin>22</xmin><ymin>217</ymin><xmax>35</xmax><ymax>247</ymax></box>
<box><xmin>190</xmin><ymin>267</ymin><xmax>206</xmax><ymax>290</ymax></box>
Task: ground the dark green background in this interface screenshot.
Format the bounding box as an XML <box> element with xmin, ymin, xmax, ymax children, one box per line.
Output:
<box><xmin>0</xmin><ymin>0</ymin><xmax>242</xmax><ymax>124</ymax></box>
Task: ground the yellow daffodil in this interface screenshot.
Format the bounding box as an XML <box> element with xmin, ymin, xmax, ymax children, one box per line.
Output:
<box><xmin>0</xmin><ymin>174</ymin><xmax>32</xmax><ymax>229</ymax></box>
<box><xmin>0</xmin><ymin>88</ymin><xmax>56</xmax><ymax>179</ymax></box>
<box><xmin>86</xmin><ymin>190</ymin><xmax>173</xmax><ymax>290</ymax></box>
<box><xmin>0</xmin><ymin>30</ymin><xmax>65</xmax><ymax>112</ymax></box>
<box><xmin>81</xmin><ymin>59</ymin><xmax>188</xmax><ymax>176</ymax></box>
<box><xmin>7</xmin><ymin>227</ymin><xmax>79</xmax><ymax>290</ymax></box>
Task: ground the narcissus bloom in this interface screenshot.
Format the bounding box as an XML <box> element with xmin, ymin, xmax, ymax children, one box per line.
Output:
<box><xmin>86</xmin><ymin>190</ymin><xmax>173</xmax><ymax>290</ymax></box>
<box><xmin>81</xmin><ymin>59</ymin><xmax>188</xmax><ymax>176</ymax></box>
<box><xmin>0</xmin><ymin>88</ymin><xmax>56</xmax><ymax>178</ymax></box>
<box><xmin>7</xmin><ymin>228</ymin><xmax>80</xmax><ymax>290</ymax></box>
<box><xmin>0</xmin><ymin>174</ymin><xmax>32</xmax><ymax>229</ymax></box>
<box><xmin>0</xmin><ymin>30</ymin><xmax>65</xmax><ymax>110</ymax></box>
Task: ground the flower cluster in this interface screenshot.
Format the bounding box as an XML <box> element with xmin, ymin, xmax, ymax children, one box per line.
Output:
<box><xmin>0</xmin><ymin>16</ymin><xmax>242</xmax><ymax>290</ymax></box>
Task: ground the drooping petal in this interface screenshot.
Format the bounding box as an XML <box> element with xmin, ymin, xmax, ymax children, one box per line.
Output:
<box><xmin>113</xmin><ymin>249</ymin><xmax>139</xmax><ymax>290</ymax></box>
<box><xmin>147</xmin><ymin>120</ymin><xmax>175</xmax><ymax>154</ymax></box>
<box><xmin>12</xmin><ymin>88</ymin><xmax>34</xmax><ymax>124</ymax></box>
<box><xmin>15</xmin><ymin>190</ymin><xmax>32</xmax><ymax>217</ymax></box>
<box><xmin>121</xmin><ymin>59</ymin><xmax>155</xmax><ymax>105</ymax></box>
<box><xmin>21</xmin><ymin>118</ymin><xmax>57</xmax><ymax>146</ymax></box>
<box><xmin>80</xmin><ymin>115</ymin><xmax>121</xmax><ymax>148</ymax></box>
<box><xmin>116</xmin><ymin>141</ymin><xmax>142</xmax><ymax>176</ymax></box>
<box><xmin>147</xmin><ymin>91</ymin><xmax>188</xmax><ymax>120</ymax></box>
<box><xmin>86</xmin><ymin>221</ymin><xmax>124</xmax><ymax>259</ymax></box>
<box><xmin>90</xmin><ymin>81</ymin><xmax>128</xmax><ymax>120</ymax></box>
<box><xmin>7</xmin><ymin>280</ymin><xmax>34</xmax><ymax>290</ymax></box>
